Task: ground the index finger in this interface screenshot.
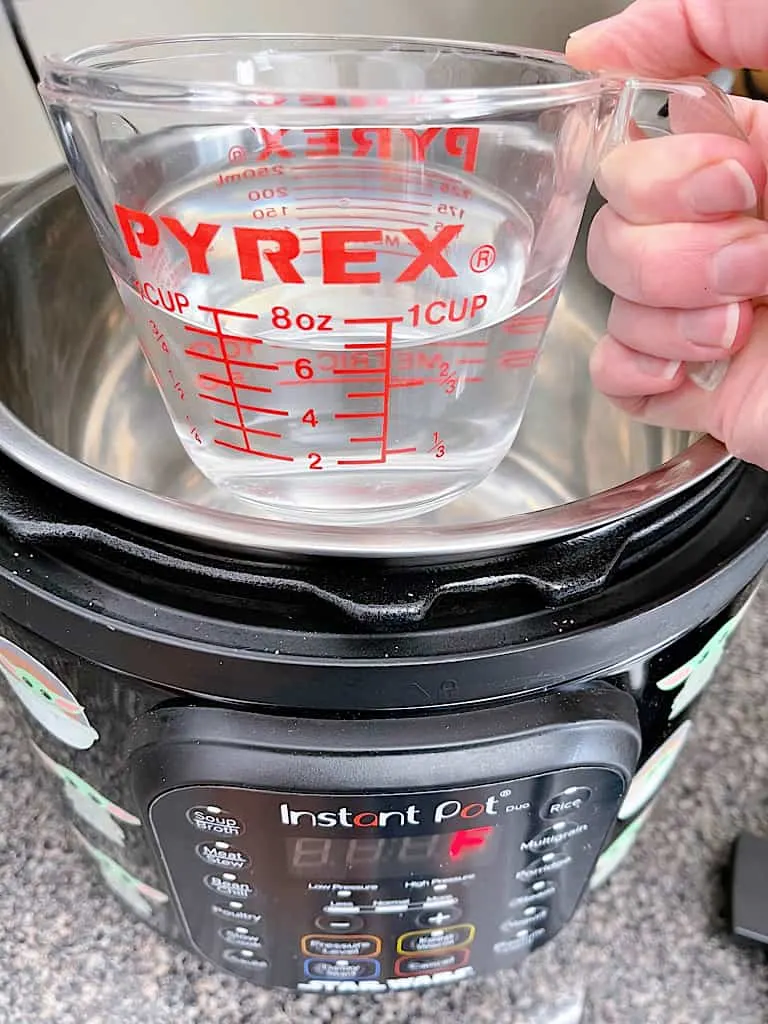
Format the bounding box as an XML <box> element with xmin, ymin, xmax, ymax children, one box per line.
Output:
<box><xmin>565</xmin><ymin>0</ymin><xmax>768</xmax><ymax>79</ymax></box>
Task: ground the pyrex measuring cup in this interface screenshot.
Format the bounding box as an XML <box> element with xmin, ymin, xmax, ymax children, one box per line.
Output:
<box><xmin>39</xmin><ymin>35</ymin><xmax>748</xmax><ymax>525</ymax></box>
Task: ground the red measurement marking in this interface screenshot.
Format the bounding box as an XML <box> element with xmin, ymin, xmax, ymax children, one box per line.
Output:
<box><xmin>421</xmin><ymin>376</ymin><xmax>485</xmax><ymax>385</ymax></box>
<box><xmin>343</xmin><ymin>316</ymin><xmax>405</xmax><ymax>326</ymax></box>
<box><xmin>456</xmin><ymin>358</ymin><xmax>486</xmax><ymax>366</ymax></box>
<box><xmin>294</xmin><ymin>185</ymin><xmax>433</xmax><ymax>198</ymax></box>
<box><xmin>337</xmin><ymin>457</ymin><xmax>385</xmax><ymax>466</ymax></box>
<box><xmin>350</xmin><ymin>435</ymin><xmax>384</xmax><ymax>443</ymax></box>
<box><xmin>296</xmin><ymin>201</ymin><xmax>434</xmax><ymax>211</ymax></box>
<box><xmin>386</xmin><ymin>447</ymin><xmax>418</xmax><ymax>455</ymax></box>
<box><xmin>348</xmin><ymin>391</ymin><xmax>385</xmax><ymax>399</ymax></box>
<box><xmin>292</xmin><ymin>216</ymin><xmax>426</xmax><ymax>226</ymax></box>
<box><xmin>198</xmin><ymin>304</ymin><xmax>261</xmax><ymax>320</ymax></box>
<box><xmin>199</xmin><ymin>374</ymin><xmax>273</xmax><ymax>394</ymax></box>
<box><xmin>332</xmin><ymin>368</ymin><xmax>386</xmax><ymax>376</ymax></box>
<box><xmin>344</xmin><ymin>342</ymin><xmax>388</xmax><ymax>350</ymax></box>
<box><xmin>439</xmin><ymin>340</ymin><xmax>488</xmax><ymax>348</ymax></box>
<box><xmin>184</xmin><ymin>350</ymin><xmax>280</xmax><ymax>371</ymax></box>
<box><xmin>280</xmin><ymin>377</ymin><xmax>383</xmax><ymax>386</ymax></box>
<box><xmin>390</xmin><ymin>379</ymin><xmax>426</xmax><ymax>388</ymax></box>
<box><xmin>335</xmin><ymin>411</ymin><xmax>385</xmax><ymax>419</ymax></box>
<box><xmin>213</xmin><ymin>419</ymin><xmax>282</xmax><ymax>439</ymax></box>
<box><xmin>201</xmin><ymin>394</ymin><xmax>289</xmax><ymax>415</ymax></box>
<box><xmin>214</xmin><ymin>441</ymin><xmax>294</xmax><ymax>461</ymax></box>
<box><xmin>185</xmin><ymin>325</ymin><xmax>265</xmax><ymax>345</ymax></box>
<box><xmin>502</xmin><ymin>318</ymin><xmax>547</xmax><ymax>335</ymax></box>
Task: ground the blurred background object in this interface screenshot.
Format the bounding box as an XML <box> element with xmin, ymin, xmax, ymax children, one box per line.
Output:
<box><xmin>733</xmin><ymin>69</ymin><xmax>768</xmax><ymax>100</ymax></box>
<box><xmin>0</xmin><ymin>0</ymin><xmax>634</xmax><ymax>183</ymax></box>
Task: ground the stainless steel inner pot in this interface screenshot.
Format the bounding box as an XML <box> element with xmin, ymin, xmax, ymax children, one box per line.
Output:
<box><xmin>0</xmin><ymin>167</ymin><xmax>728</xmax><ymax>558</ymax></box>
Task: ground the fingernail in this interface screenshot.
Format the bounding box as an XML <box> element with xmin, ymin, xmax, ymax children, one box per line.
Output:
<box><xmin>567</xmin><ymin>19</ymin><xmax>614</xmax><ymax>44</ymax></box>
<box><xmin>687</xmin><ymin>359</ymin><xmax>729</xmax><ymax>392</ymax></box>
<box><xmin>712</xmin><ymin>235</ymin><xmax>768</xmax><ymax>297</ymax></box>
<box><xmin>631</xmin><ymin>352</ymin><xmax>682</xmax><ymax>379</ymax></box>
<box><xmin>684</xmin><ymin>159</ymin><xmax>758</xmax><ymax>216</ymax></box>
<box><xmin>679</xmin><ymin>303</ymin><xmax>741</xmax><ymax>349</ymax></box>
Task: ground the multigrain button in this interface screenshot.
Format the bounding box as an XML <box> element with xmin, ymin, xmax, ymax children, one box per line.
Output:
<box><xmin>520</xmin><ymin>821</ymin><xmax>588</xmax><ymax>854</ymax></box>
<box><xmin>541</xmin><ymin>788</ymin><xmax>592</xmax><ymax>820</ymax></box>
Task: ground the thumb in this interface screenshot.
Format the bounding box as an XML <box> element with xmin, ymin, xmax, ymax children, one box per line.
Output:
<box><xmin>566</xmin><ymin>0</ymin><xmax>768</xmax><ymax>78</ymax></box>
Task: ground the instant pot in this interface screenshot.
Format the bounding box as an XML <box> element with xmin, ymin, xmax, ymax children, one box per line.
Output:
<box><xmin>0</xmin><ymin>168</ymin><xmax>765</xmax><ymax>995</ymax></box>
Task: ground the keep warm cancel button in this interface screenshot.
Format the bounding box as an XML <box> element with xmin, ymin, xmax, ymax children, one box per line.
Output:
<box><xmin>397</xmin><ymin>924</ymin><xmax>475</xmax><ymax>954</ymax></box>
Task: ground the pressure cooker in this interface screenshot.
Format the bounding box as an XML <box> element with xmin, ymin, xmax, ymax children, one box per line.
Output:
<box><xmin>0</xmin><ymin>166</ymin><xmax>764</xmax><ymax>994</ymax></box>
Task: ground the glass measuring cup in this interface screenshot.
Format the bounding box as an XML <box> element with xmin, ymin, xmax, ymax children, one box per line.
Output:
<box><xmin>39</xmin><ymin>35</ymin><xmax>748</xmax><ymax>525</ymax></box>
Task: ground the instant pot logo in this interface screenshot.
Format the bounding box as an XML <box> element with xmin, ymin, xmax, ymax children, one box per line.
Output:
<box><xmin>279</xmin><ymin>797</ymin><xmax>500</xmax><ymax>828</ymax></box>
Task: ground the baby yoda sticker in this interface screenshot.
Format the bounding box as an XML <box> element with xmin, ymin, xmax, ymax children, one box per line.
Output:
<box><xmin>618</xmin><ymin>720</ymin><xmax>692</xmax><ymax>821</ymax></box>
<box><xmin>0</xmin><ymin>636</ymin><xmax>98</xmax><ymax>749</ymax></box>
<box><xmin>656</xmin><ymin>597</ymin><xmax>754</xmax><ymax>722</ymax></box>
<box><xmin>74</xmin><ymin>830</ymin><xmax>168</xmax><ymax>919</ymax></box>
<box><xmin>31</xmin><ymin>743</ymin><xmax>140</xmax><ymax>846</ymax></box>
<box><xmin>589</xmin><ymin>804</ymin><xmax>655</xmax><ymax>890</ymax></box>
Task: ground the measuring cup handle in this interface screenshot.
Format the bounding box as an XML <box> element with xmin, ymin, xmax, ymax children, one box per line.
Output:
<box><xmin>603</xmin><ymin>75</ymin><xmax>762</xmax><ymax>391</ymax></box>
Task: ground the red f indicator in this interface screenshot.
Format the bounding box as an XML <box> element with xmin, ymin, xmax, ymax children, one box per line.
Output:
<box><xmin>449</xmin><ymin>826</ymin><xmax>495</xmax><ymax>860</ymax></box>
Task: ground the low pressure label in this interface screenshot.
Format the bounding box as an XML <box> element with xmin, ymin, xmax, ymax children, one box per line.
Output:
<box><xmin>0</xmin><ymin>637</ymin><xmax>98</xmax><ymax>749</ymax></box>
<box><xmin>31</xmin><ymin>742</ymin><xmax>140</xmax><ymax>846</ymax></box>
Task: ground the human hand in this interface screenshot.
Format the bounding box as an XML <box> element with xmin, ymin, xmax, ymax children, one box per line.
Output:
<box><xmin>566</xmin><ymin>0</ymin><xmax>768</xmax><ymax>468</ymax></box>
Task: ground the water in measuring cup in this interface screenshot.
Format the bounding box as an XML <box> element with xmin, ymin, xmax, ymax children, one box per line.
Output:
<box><xmin>114</xmin><ymin>154</ymin><xmax>563</xmax><ymax>524</ymax></box>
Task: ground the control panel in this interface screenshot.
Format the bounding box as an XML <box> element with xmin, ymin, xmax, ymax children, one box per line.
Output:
<box><xmin>148</xmin><ymin>768</ymin><xmax>625</xmax><ymax>992</ymax></box>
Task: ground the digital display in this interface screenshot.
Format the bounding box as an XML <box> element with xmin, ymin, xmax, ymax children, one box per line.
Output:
<box><xmin>286</xmin><ymin>827</ymin><xmax>499</xmax><ymax>880</ymax></box>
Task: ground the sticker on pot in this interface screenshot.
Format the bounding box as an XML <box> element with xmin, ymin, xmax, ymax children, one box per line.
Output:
<box><xmin>31</xmin><ymin>743</ymin><xmax>140</xmax><ymax>846</ymax></box>
<box><xmin>618</xmin><ymin>720</ymin><xmax>692</xmax><ymax>821</ymax></box>
<box><xmin>589</xmin><ymin>804</ymin><xmax>655</xmax><ymax>891</ymax></box>
<box><xmin>0</xmin><ymin>637</ymin><xmax>98</xmax><ymax>749</ymax></box>
<box><xmin>74</xmin><ymin>830</ymin><xmax>168</xmax><ymax>919</ymax></box>
<box><xmin>657</xmin><ymin>597</ymin><xmax>754</xmax><ymax>722</ymax></box>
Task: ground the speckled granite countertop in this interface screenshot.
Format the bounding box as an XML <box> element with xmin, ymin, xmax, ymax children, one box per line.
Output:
<box><xmin>2</xmin><ymin>583</ymin><xmax>768</xmax><ymax>1023</ymax></box>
